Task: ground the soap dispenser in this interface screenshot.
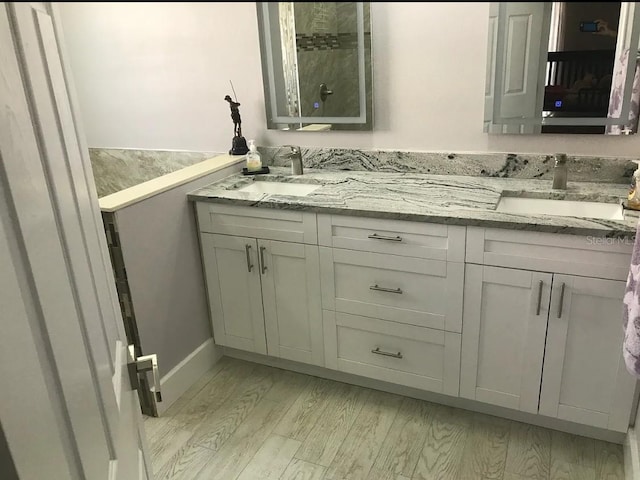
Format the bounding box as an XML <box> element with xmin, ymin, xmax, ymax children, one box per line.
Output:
<box><xmin>628</xmin><ymin>160</ymin><xmax>640</xmax><ymax>210</ymax></box>
<box><xmin>245</xmin><ymin>140</ymin><xmax>262</xmax><ymax>172</ymax></box>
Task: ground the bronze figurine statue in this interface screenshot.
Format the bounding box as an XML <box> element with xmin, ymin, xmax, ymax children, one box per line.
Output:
<box><xmin>225</xmin><ymin>94</ymin><xmax>249</xmax><ymax>155</ymax></box>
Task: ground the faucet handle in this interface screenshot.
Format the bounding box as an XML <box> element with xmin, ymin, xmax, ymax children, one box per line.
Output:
<box><xmin>554</xmin><ymin>153</ymin><xmax>567</xmax><ymax>165</ymax></box>
<box><xmin>283</xmin><ymin>145</ymin><xmax>300</xmax><ymax>154</ymax></box>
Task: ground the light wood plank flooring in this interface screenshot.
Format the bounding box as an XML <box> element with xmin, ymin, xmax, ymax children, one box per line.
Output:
<box><xmin>145</xmin><ymin>357</ymin><xmax>624</xmax><ymax>480</ymax></box>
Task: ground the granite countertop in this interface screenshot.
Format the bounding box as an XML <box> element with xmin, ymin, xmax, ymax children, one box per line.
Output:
<box><xmin>188</xmin><ymin>167</ymin><xmax>639</xmax><ymax>238</ymax></box>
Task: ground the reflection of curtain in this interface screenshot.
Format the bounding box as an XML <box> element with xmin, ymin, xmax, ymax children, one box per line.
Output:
<box><xmin>606</xmin><ymin>48</ymin><xmax>640</xmax><ymax>134</ymax></box>
<box><xmin>279</xmin><ymin>2</ymin><xmax>299</xmax><ymax>118</ymax></box>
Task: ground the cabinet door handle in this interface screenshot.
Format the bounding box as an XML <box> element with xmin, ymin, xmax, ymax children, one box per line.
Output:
<box><xmin>371</xmin><ymin>347</ymin><xmax>403</xmax><ymax>359</ymax></box>
<box><xmin>259</xmin><ymin>246</ymin><xmax>267</xmax><ymax>274</ymax></box>
<box><xmin>245</xmin><ymin>244</ymin><xmax>253</xmax><ymax>272</ymax></box>
<box><xmin>370</xmin><ymin>284</ymin><xmax>403</xmax><ymax>294</ymax></box>
<box><xmin>368</xmin><ymin>233</ymin><xmax>403</xmax><ymax>242</ymax></box>
<box><xmin>557</xmin><ymin>282</ymin><xmax>566</xmax><ymax>318</ymax></box>
<box><xmin>536</xmin><ymin>280</ymin><xmax>543</xmax><ymax>315</ymax></box>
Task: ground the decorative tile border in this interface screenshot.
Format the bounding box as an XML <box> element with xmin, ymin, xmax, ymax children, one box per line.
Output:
<box><xmin>296</xmin><ymin>32</ymin><xmax>365</xmax><ymax>51</ymax></box>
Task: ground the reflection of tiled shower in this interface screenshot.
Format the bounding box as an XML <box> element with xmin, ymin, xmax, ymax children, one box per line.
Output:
<box><xmin>278</xmin><ymin>2</ymin><xmax>299</xmax><ymax>118</ymax></box>
<box><xmin>311</xmin><ymin>2</ymin><xmax>334</xmax><ymax>34</ymax></box>
<box><xmin>279</xmin><ymin>2</ymin><xmax>362</xmax><ymax>120</ymax></box>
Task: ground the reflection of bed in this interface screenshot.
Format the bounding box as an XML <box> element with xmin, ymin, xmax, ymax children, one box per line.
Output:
<box><xmin>543</xmin><ymin>50</ymin><xmax>615</xmax><ymax>117</ymax></box>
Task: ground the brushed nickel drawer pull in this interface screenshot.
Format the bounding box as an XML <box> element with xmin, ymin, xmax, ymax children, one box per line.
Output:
<box><xmin>370</xmin><ymin>284</ymin><xmax>403</xmax><ymax>294</ymax></box>
<box><xmin>245</xmin><ymin>244</ymin><xmax>253</xmax><ymax>273</ymax></box>
<box><xmin>371</xmin><ymin>347</ymin><xmax>403</xmax><ymax>359</ymax></box>
<box><xmin>536</xmin><ymin>280</ymin><xmax>543</xmax><ymax>315</ymax></box>
<box><xmin>557</xmin><ymin>282</ymin><xmax>566</xmax><ymax>318</ymax></box>
<box><xmin>260</xmin><ymin>246</ymin><xmax>267</xmax><ymax>274</ymax></box>
<box><xmin>368</xmin><ymin>233</ymin><xmax>403</xmax><ymax>242</ymax></box>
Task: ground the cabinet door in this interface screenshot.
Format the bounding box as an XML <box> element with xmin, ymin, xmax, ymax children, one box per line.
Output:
<box><xmin>200</xmin><ymin>234</ymin><xmax>266</xmax><ymax>354</ymax></box>
<box><xmin>539</xmin><ymin>275</ymin><xmax>636</xmax><ymax>432</ymax></box>
<box><xmin>460</xmin><ymin>265</ymin><xmax>552</xmax><ymax>413</ymax></box>
<box><xmin>259</xmin><ymin>240</ymin><xmax>324</xmax><ymax>366</ymax></box>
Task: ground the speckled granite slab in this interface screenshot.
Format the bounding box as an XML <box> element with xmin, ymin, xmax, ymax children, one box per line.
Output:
<box><xmin>90</xmin><ymin>148</ymin><xmax>222</xmax><ymax>197</ymax></box>
<box><xmin>188</xmin><ymin>167</ymin><xmax>639</xmax><ymax>237</ymax></box>
<box><xmin>258</xmin><ymin>146</ymin><xmax>637</xmax><ymax>184</ymax></box>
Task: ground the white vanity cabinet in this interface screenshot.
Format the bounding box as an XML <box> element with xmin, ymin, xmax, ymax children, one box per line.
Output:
<box><xmin>318</xmin><ymin>214</ymin><xmax>466</xmax><ymax>396</ymax></box>
<box><xmin>196</xmin><ymin>203</ymin><xmax>324</xmax><ymax>366</ymax></box>
<box><xmin>200</xmin><ymin>234</ymin><xmax>267</xmax><ymax>354</ymax></box>
<box><xmin>194</xmin><ymin>199</ymin><xmax>637</xmax><ymax>436</ymax></box>
<box><xmin>539</xmin><ymin>274</ymin><xmax>634</xmax><ymax>432</ymax></box>
<box><xmin>461</xmin><ymin>227</ymin><xmax>636</xmax><ymax>432</ymax></box>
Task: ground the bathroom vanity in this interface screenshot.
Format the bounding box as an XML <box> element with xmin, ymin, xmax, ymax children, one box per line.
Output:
<box><xmin>189</xmin><ymin>167</ymin><xmax>638</xmax><ymax>441</ymax></box>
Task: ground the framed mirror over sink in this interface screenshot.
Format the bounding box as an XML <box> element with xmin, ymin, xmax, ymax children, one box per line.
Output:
<box><xmin>485</xmin><ymin>2</ymin><xmax>640</xmax><ymax>134</ymax></box>
<box><xmin>256</xmin><ymin>2</ymin><xmax>373</xmax><ymax>131</ymax></box>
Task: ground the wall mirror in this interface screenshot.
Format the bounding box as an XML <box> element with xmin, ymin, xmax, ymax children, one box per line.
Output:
<box><xmin>485</xmin><ymin>2</ymin><xmax>640</xmax><ymax>134</ymax></box>
<box><xmin>256</xmin><ymin>2</ymin><xmax>372</xmax><ymax>131</ymax></box>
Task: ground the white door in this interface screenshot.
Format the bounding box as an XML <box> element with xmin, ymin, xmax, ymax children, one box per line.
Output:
<box><xmin>0</xmin><ymin>3</ymin><xmax>151</xmax><ymax>479</ymax></box>
<box><xmin>484</xmin><ymin>2</ymin><xmax>500</xmax><ymax>132</ymax></box>
<box><xmin>460</xmin><ymin>265</ymin><xmax>551</xmax><ymax>414</ymax></box>
<box><xmin>200</xmin><ymin>234</ymin><xmax>267</xmax><ymax>354</ymax></box>
<box><xmin>259</xmin><ymin>240</ymin><xmax>324</xmax><ymax>366</ymax></box>
<box><xmin>492</xmin><ymin>2</ymin><xmax>550</xmax><ymax>133</ymax></box>
<box><xmin>539</xmin><ymin>275</ymin><xmax>637</xmax><ymax>432</ymax></box>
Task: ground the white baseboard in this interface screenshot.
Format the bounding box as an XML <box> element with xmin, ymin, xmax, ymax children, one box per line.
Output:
<box><xmin>625</xmin><ymin>427</ymin><xmax>640</xmax><ymax>480</ymax></box>
<box><xmin>155</xmin><ymin>338</ymin><xmax>222</xmax><ymax>414</ymax></box>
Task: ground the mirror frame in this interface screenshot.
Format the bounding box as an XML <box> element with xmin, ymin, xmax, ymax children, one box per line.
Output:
<box><xmin>256</xmin><ymin>2</ymin><xmax>373</xmax><ymax>130</ymax></box>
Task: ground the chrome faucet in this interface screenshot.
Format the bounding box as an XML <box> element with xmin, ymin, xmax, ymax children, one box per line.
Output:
<box><xmin>281</xmin><ymin>145</ymin><xmax>303</xmax><ymax>175</ymax></box>
<box><xmin>552</xmin><ymin>153</ymin><xmax>568</xmax><ymax>190</ymax></box>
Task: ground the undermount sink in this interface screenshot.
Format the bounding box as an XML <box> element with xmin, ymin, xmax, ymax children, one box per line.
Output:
<box><xmin>495</xmin><ymin>196</ymin><xmax>624</xmax><ymax>220</ymax></box>
<box><xmin>237</xmin><ymin>181</ymin><xmax>321</xmax><ymax>197</ymax></box>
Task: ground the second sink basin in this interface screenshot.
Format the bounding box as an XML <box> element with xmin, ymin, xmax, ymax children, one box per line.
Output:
<box><xmin>496</xmin><ymin>196</ymin><xmax>624</xmax><ymax>220</ymax></box>
<box><xmin>238</xmin><ymin>181</ymin><xmax>321</xmax><ymax>197</ymax></box>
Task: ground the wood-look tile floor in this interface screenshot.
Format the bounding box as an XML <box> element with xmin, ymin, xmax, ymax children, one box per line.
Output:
<box><xmin>145</xmin><ymin>357</ymin><xmax>625</xmax><ymax>480</ymax></box>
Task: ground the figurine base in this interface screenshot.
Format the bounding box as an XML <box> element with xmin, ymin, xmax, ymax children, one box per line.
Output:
<box><xmin>230</xmin><ymin>136</ymin><xmax>249</xmax><ymax>155</ymax></box>
<box><xmin>242</xmin><ymin>166</ymin><xmax>270</xmax><ymax>175</ymax></box>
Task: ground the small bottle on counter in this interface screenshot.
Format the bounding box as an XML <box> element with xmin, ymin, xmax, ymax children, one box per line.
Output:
<box><xmin>628</xmin><ymin>160</ymin><xmax>640</xmax><ymax>210</ymax></box>
<box><xmin>245</xmin><ymin>140</ymin><xmax>262</xmax><ymax>172</ymax></box>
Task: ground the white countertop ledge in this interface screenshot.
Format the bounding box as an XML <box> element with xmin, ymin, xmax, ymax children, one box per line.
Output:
<box><xmin>98</xmin><ymin>154</ymin><xmax>245</xmax><ymax>212</ymax></box>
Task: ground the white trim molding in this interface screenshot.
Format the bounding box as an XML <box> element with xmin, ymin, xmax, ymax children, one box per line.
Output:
<box><xmin>154</xmin><ymin>338</ymin><xmax>222</xmax><ymax>415</ymax></box>
<box><xmin>625</xmin><ymin>427</ymin><xmax>640</xmax><ymax>480</ymax></box>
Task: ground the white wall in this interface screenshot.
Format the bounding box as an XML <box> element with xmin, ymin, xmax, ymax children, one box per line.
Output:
<box><xmin>59</xmin><ymin>2</ymin><xmax>640</xmax><ymax>156</ymax></box>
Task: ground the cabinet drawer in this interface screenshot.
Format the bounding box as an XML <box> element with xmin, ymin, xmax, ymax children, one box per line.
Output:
<box><xmin>466</xmin><ymin>227</ymin><xmax>632</xmax><ymax>281</ymax></box>
<box><xmin>317</xmin><ymin>214</ymin><xmax>465</xmax><ymax>261</ymax></box>
<box><xmin>320</xmin><ymin>247</ymin><xmax>464</xmax><ymax>332</ymax></box>
<box><xmin>196</xmin><ymin>202</ymin><xmax>317</xmax><ymax>244</ymax></box>
<box><xmin>323</xmin><ymin>311</ymin><xmax>461</xmax><ymax>396</ymax></box>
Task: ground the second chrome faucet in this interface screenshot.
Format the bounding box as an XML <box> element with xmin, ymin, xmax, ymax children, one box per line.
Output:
<box><xmin>552</xmin><ymin>153</ymin><xmax>568</xmax><ymax>190</ymax></box>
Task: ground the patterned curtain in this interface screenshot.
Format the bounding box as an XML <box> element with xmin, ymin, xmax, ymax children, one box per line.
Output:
<box><xmin>606</xmin><ymin>47</ymin><xmax>640</xmax><ymax>134</ymax></box>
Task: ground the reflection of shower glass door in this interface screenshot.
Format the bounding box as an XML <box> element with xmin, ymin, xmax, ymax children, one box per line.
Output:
<box><xmin>278</xmin><ymin>3</ymin><xmax>301</xmax><ymax>124</ymax></box>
